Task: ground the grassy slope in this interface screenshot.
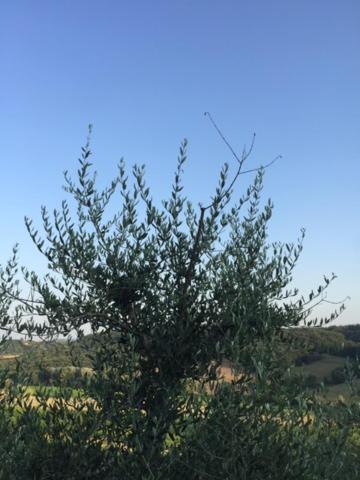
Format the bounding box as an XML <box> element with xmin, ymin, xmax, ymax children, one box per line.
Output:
<box><xmin>295</xmin><ymin>354</ymin><xmax>360</xmax><ymax>402</ymax></box>
<box><xmin>295</xmin><ymin>354</ymin><xmax>346</xmax><ymax>381</ymax></box>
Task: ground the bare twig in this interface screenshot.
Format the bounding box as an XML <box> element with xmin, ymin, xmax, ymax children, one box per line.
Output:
<box><xmin>204</xmin><ymin>111</ymin><xmax>280</xmax><ymax>180</ymax></box>
<box><xmin>239</xmin><ymin>155</ymin><xmax>281</xmax><ymax>175</ymax></box>
<box><xmin>204</xmin><ymin>111</ymin><xmax>251</xmax><ymax>165</ymax></box>
<box><xmin>322</xmin><ymin>296</ymin><xmax>350</xmax><ymax>305</ymax></box>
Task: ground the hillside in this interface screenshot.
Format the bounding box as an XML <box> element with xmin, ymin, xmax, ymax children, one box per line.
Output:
<box><xmin>1</xmin><ymin>325</ymin><xmax>360</xmax><ymax>398</ymax></box>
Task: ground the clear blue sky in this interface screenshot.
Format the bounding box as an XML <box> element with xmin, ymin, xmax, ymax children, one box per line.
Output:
<box><xmin>0</xmin><ymin>0</ymin><xmax>359</xmax><ymax>324</ymax></box>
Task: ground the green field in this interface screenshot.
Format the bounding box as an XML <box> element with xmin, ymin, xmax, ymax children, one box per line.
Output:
<box><xmin>295</xmin><ymin>354</ymin><xmax>346</xmax><ymax>380</ymax></box>
<box><xmin>294</xmin><ymin>354</ymin><xmax>360</xmax><ymax>402</ymax></box>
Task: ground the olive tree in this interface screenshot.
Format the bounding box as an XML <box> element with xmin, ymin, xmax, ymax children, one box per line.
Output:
<box><xmin>0</xmin><ymin>124</ymin><xmax>351</xmax><ymax>479</ymax></box>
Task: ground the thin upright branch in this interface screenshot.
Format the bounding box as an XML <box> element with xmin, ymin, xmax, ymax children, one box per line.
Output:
<box><xmin>204</xmin><ymin>111</ymin><xmax>249</xmax><ymax>165</ymax></box>
<box><xmin>182</xmin><ymin>207</ymin><xmax>206</xmax><ymax>294</ymax></box>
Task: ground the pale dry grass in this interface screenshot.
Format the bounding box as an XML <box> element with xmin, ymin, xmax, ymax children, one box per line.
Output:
<box><xmin>0</xmin><ymin>354</ymin><xmax>20</xmax><ymax>360</ymax></box>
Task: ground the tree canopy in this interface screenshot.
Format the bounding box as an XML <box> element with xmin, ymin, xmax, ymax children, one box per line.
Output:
<box><xmin>0</xmin><ymin>129</ymin><xmax>357</xmax><ymax>479</ymax></box>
